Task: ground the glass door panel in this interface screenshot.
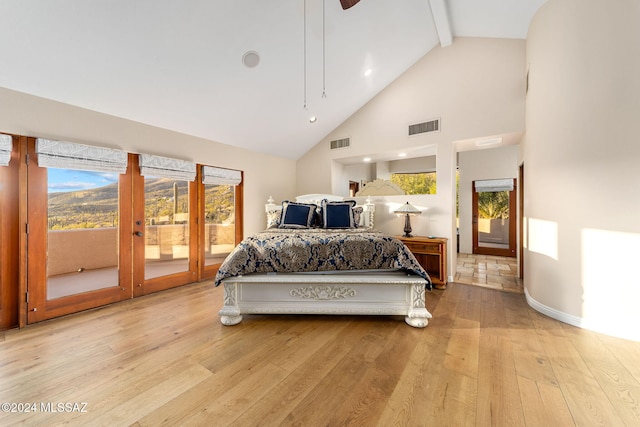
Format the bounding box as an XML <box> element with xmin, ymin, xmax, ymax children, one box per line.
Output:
<box><xmin>472</xmin><ymin>179</ymin><xmax>517</xmax><ymax>258</ymax></box>
<box><xmin>203</xmin><ymin>183</ymin><xmax>235</xmax><ymax>267</ymax></box>
<box><xmin>476</xmin><ymin>190</ymin><xmax>510</xmax><ymax>250</ymax></box>
<box><xmin>143</xmin><ymin>177</ymin><xmax>191</xmax><ymax>279</ymax></box>
<box><xmin>46</xmin><ymin>168</ymin><xmax>120</xmax><ymax>299</ymax></box>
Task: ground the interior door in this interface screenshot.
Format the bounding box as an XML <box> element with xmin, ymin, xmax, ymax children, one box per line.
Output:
<box><xmin>26</xmin><ymin>139</ymin><xmax>132</xmax><ymax>323</ymax></box>
<box><xmin>0</xmin><ymin>135</ymin><xmax>20</xmax><ymax>330</ymax></box>
<box><xmin>131</xmin><ymin>155</ymin><xmax>198</xmax><ymax>296</ymax></box>
<box><xmin>472</xmin><ymin>178</ymin><xmax>517</xmax><ymax>258</ymax></box>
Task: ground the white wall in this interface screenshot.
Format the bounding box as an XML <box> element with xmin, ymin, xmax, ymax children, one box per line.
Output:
<box><xmin>389</xmin><ymin>156</ymin><xmax>436</xmax><ymax>174</ymax></box>
<box><xmin>343</xmin><ymin>163</ymin><xmax>374</xmax><ymax>191</ymax></box>
<box><xmin>524</xmin><ymin>0</ymin><xmax>640</xmax><ymax>341</ymax></box>
<box><xmin>297</xmin><ymin>37</ymin><xmax>526</xmax><ymax>279</ymax></box>
<box><xmin>0</xmin><ymin>87</ymin><xmax>296</xmax><ymax>236</ymax></box>
<box><xmin>458</xmin><ymin>145</ymin><xmax>520</xmax><ymax>254</ymax></box>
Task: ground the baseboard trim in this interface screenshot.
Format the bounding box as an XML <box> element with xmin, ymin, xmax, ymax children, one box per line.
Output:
<box><xmin>524</xmin><ymin>287</ymin><xmax>583</xmax><ymax>326</ymax></box>
<box><xmin>524</xmin><ymin>287</ymin><xmax>640</xmax><ymax>342</ymax></box>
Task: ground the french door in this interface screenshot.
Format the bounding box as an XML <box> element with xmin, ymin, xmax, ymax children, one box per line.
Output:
<box><xmin>131</xmin><ymin>154</ymin><xmax>198</xmax><ymax>296</ymax></box>
<box><xmin>14</xmin><ymin>137</ymin><xmax>241</xmax><ymax>325</ymax></box>
<box><xmin>26</xmin><ymin>139</ymin><xmax>132</xmax><ymax>322</ymax></box>
<box><xmin>472</xmin><ymin>178</ymin><xmax>517</xmax><ymax>258</ymax></box>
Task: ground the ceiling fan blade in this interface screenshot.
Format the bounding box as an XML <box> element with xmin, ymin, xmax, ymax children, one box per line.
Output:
<box><xmin>339</xmin><ymin>0</ymin><xmax>361</xmax><ymax>10</ymax></box>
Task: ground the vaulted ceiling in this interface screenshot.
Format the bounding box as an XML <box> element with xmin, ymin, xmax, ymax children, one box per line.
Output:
<box><xmin>0</xmin><ymin>0</ymin><xmax>547</xmax><ymax>159</ymax></box>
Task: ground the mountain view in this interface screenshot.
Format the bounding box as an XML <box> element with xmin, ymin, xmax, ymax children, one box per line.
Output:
<box><xmin>48</xmin><ymin>178</ymin><xmax>234</xmax><ymax>230</ymax></box>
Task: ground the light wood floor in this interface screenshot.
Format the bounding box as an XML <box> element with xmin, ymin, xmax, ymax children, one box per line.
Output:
<box><xmin>1</xmin><ymin>280</ymin><xmax>640</xmax><ymax>426</ymax></box>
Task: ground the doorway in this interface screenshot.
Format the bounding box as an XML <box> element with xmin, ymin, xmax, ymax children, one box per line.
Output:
<box><xmin>472</xmin><ymin>178</ymin><xmax>516</xmax><ymax>258</ymax></box>
<box><xmin>349</xmin><ymin>181</ymin><xmax>359</xmax><ymax>197</ymax></box>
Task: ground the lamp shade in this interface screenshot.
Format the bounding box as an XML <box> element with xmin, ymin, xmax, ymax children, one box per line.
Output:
<box><xmin>394</xmin><ymin>202</ymin><xmax>421</xmax><ymax>215</ymax></box>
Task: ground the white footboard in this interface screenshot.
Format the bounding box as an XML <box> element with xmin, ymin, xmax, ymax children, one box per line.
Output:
<box><xmin>218</xmin><ymin>271</ymin><xmax>432</xmax><ymax>328</ymax></box>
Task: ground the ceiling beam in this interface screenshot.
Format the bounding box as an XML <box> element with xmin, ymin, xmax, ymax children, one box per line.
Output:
<box><xmin>429</xmin><ymin>0</ymin><xmax>453</xmax><ymax>47</ymax></box>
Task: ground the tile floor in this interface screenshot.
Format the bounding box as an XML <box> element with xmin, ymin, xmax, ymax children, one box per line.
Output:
<box><xmin>454</xmin><ymin>253</ymin><xmax>523</xmax><ymax>294</ymax></box>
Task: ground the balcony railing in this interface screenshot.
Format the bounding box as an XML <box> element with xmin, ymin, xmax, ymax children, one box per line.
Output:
<box><xmin>48</xmin><ymin>224</ymin><xmax>234</xmax><ymax>276</ymax></box>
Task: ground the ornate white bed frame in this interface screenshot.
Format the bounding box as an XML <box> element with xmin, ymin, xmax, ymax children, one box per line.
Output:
<box><xmin>218</xmin><ymin>194</ymin><xmax>432</xmax><ymax>328</ymax></box>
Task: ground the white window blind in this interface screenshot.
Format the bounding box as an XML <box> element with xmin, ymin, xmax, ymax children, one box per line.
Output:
<box><xmin>139</xmin><ymin>154</ymin><xmax>196</xmax><ymax>181</ymax></box>
<box><xmin>36</xmin><ymin>138</ymin><xmax>128</xmax><ymax>174</ymax></box>
<box><xmin>0</xmin><ymin>134</ymin><xmax>12</xmax><ymax>167</ymax></box>
<box><xmin>202</xmin><ymin>165</ymin><xmax>242</xmax><ymax>185</ymax></box>
<box><xmin>474</xmin><ymin>179</ymin><xmax>514</xmax><ymax>193</ymax></box>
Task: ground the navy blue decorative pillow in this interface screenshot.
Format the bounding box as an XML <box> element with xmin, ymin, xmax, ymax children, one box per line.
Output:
<box><xmin>322</xmin><ymin>200</ymin><xmax>356</xmax><ymax>229</ymax></box>
<box><xmin>279</xmin><ymin>201</ymin><xmax>317</xmax><ymax>228</ymax></box>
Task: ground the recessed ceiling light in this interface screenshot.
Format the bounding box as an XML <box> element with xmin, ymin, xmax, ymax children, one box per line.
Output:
<box><xmin>364</xmin><ymin>68</ymin><xmax>373</xmax><ymax>77</ymax></box>
<box><xmin>363</xmin><ymin>157</ymin><xmax>371</xmax><ymax>162</ymax></box>
<box><xmin>242</xmin><ymin>51</ymin><xmax>260</xmax><ymax>68</ymax></box>
<box><xmin>309</xmin><ymin>116</ymin><xmax>317</xmax><ymax>123</ymax></box>
<box><xmin>398</xmin><ymin>152</ymin><xmax>407</xmax><ymax>157</ymax></box>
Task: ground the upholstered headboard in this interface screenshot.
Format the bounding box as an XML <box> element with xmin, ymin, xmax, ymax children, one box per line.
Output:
<box><xmin>355</xmin><ymin>178</ymin><xmax>405</xmax><ymax>196</ymax></box>
<box><xmin>265</xmin><ymin>194</ymin><xmax>375</xmax><ymax>229</ymax></box>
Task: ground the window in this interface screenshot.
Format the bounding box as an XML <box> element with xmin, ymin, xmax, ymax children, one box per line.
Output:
<box><xmin>143</xmin><ymin>177</ymin><xmax>191</xmax><ymax>279</ymax></box>
<box><xmin>201</xmin><ymin>166</ymin><xmax>242</xmax><ymax>269</ymax></box>
<box><xmin>35</xmin><ymin>139</ymin><xmax>128</xmax><ymax>300</ymax></box>
<box><xmin>203</xmin><ymin>183</ymin><xmax>236</xmax><ymax>266</ymax></box>
<box><xmin>47</xmin><ymin>168</ymin><xmax>121</xmax><ymax>299</ymax></box>
<box><xmin>391</xmin><ymin>172</ymin><xmax>437</xmax><ymax>195</ymax></box>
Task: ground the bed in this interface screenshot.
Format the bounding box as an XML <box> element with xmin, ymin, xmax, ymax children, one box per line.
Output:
<box><xmin>215</xmin><ymin>194</ymin><xmax>432</xmax><ymax>327</ymax></box>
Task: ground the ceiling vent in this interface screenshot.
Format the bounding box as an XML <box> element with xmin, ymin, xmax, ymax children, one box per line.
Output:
<box><xmin>330</xmin><ymin>137</ymin><xmax>350</xmax><ymax>150</ymax></box>
<box><xmin>408</xmin><ymin>118</ymin><xmax>440</xmax><ymax>136</ymax></box>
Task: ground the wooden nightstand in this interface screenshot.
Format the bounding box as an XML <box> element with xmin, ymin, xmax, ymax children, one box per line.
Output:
<box><xmin>396</xmin><ymin>236</ymin><xmax>448</xmax><ymax>289</ymax></box>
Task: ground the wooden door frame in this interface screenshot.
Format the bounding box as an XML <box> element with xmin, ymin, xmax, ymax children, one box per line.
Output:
<box><xmin>519</xmin><ymin>164</ymin><xmax>524</xmax><ymax>279</ymax></box>
<box><xmin>26</xmin><ymin>138</ymin><xmax>130</xmax><ymax>323</ymax></box>
<box><xmin>472</xmin><ymin>179</ymin><xmax>517</xmax><ymax>258</ymax></box>
<box><xmin>0</xmin><ymin>135</ymin><xmax>21</xmax><ymax>330</ymax></box>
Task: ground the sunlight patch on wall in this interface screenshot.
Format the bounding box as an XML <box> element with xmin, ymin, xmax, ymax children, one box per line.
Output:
<box><xmin>581</xmin><ymin>228</ymin><xmax>640</xmax><ymax>340</ymax></box>
<box><xmin>385</xmin><ymin>201</ymin><xmax>428</xmax><ymax>215</ymax></box>
<box><xmin>528</xmin><ymin>218</ymin><xmax>558</xmax><ymax>260</ymax></box>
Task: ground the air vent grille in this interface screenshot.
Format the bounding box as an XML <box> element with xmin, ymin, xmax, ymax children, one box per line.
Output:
<box><xmin>408</xmin><ymin>119</ymin><xmax>440</xmax><ymax>136</ymax></box>
<box><xmin>330</xmin><ymin>137</ymin><xmax>350</xmax><ymax>149</ymax></box>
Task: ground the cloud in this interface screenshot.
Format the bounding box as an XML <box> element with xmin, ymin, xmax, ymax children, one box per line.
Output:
<box><xmin>97</xmin><ymin>172</ymin><xmax>119</xmax><ymax>183</ymax></box>
<box><xmin>47</xmin><ymin>169</ymin><xmax>119</xmax><ymax>192</ymax></box>
<box><xmin>48</xmin><ymin>181</ymin><xmax>99</xmax><ymax>191</ymax></box>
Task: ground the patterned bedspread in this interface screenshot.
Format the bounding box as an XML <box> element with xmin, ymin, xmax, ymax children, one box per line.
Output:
<box><xmin>214</xmin><ymin>228</ymin><xmax>432</xmax><ymax>289</ymax></box>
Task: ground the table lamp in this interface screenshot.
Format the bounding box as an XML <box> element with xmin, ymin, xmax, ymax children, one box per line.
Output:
<box><xmin>394</xmin><ymin>202</ymin><xmax>421</xmax><ymax>238</ymax></box>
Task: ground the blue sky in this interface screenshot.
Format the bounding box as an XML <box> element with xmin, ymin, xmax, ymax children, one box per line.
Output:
<box><xmin>48</xmin><ymin>168</ymin><xmax>119</xmax><ymax>193</ymax></box>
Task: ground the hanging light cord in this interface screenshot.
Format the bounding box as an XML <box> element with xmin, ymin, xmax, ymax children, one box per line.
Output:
<box><xmin>322</xmin><ymin>0</ymin><xmax>327</xmax><ymax>98</ymax></box>
<box><xmin>303</xmin><ymin>0</ymin><xmax>307</xmax><ymax>109</ymax></box>
<box><xmin>303</xmin><ymin>0</ymin><xmax>328</xmax><ymax>109</ymax></box>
